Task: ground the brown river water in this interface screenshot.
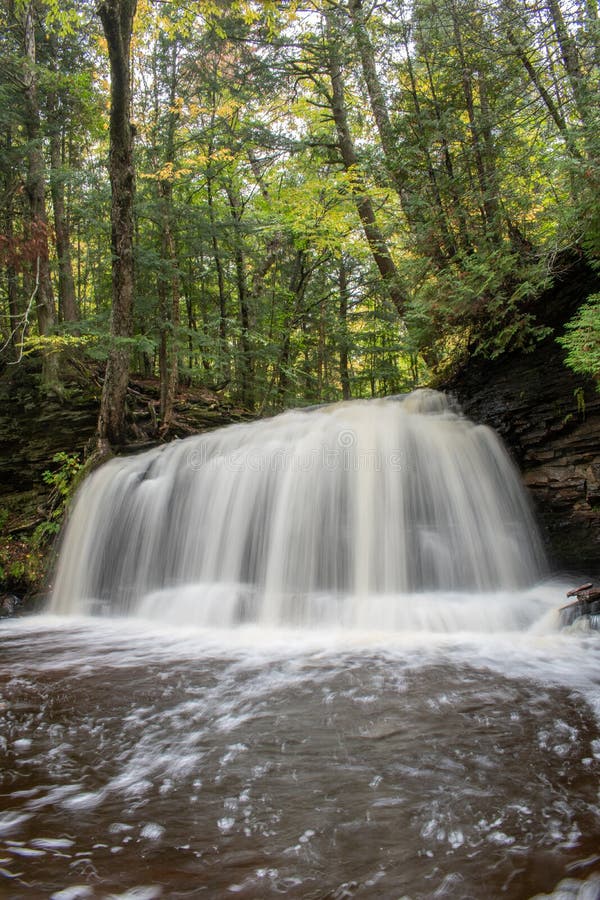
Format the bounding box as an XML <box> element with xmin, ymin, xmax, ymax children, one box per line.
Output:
<box><xmin>1</xmin><ymin>609</ymin><xmax>600</xmax><ymax>899</ymax></box>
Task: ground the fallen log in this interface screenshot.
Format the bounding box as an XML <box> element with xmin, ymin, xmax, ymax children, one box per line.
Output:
<box><xmin>559</xmin><ymin>583</ymin><xmax>600</xmax><ymax>629</ymax></box>
<box><xmin>566</xmin><ymin>582</ymin><xmax>593</xmax><ymax>597</ymax></box>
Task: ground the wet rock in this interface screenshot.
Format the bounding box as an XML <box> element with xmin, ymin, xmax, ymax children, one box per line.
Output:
<box><xmin>0</xmin><ymin>593</ymin><xmax>22</xmax><ymax>618</ymax></box>
<box><xmin>445</xmin><ymin>257</ymin><xmax>600</xmax><ymax>573</ymax></box>
<box><xmin>0</xmin><ymin>360</ymin><xmax>98</xmax><ymax>500</ymax></box>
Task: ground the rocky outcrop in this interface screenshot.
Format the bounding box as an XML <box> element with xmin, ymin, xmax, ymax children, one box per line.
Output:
<box><xmin>446</xmin><ymin>259</ymin><xmax>600</xmax><ymax>575</ymax></box>
<box><xmin>0</xmin><ymin>360</ymin><xmax>99</xmax><ymax>501</ymax></box>
<box><xmin>0</xmin><ymin>358</ymin><xmax>252</xmax><ymax>505</ymax></box>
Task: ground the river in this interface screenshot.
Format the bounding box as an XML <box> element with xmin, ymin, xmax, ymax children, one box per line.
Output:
<box><xmin>2</xmin><ymin>393</ymin><xmax>599</xmax><ymax>897</ymax></box>
<box><xmin>1</xmin><ymin>594</ymin><xmax>600</xmax><ymax>898</ymax></box>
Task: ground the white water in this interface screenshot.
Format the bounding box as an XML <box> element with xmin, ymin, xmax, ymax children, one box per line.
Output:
<box><xmin>51</xmin><ymin>390</ymin><xmax>546</xmax><ymax>627</ymax></box>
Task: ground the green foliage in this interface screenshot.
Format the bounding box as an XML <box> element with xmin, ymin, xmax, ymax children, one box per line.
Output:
<box><xmin>1</xmin><ymin>0</ymin><xmax>598</xmax><ymax>410</ymax></box>
<box><xmin>0</xmin><ymin>530</ymin><xmax>44</xmax><ymax>596</ymax></box>
<box><xmin>31</xmin><ymin>519</ymin><xmax>61</xmax><ymax>549</ymax></box>
<box><xmin>574</xmin><ymin>387</ymin><xmax>586</xmax><ymax>417</ymax></box>
<box><xmin>9</xmin><ymin>559</ymin><xmax>25</xmax><ymax>580</ymax></box>
<box><xmin>0</xmin><ymin>451</ymin><xmax>84</xmax><ymax>596</ymax></box>
<box><xmin>558</xmin><ymin>293</ymin><xmax>600</xmax><ymax>388</ymax></box>
<box><xmin>31</xmin><ymin>452</ymin><xmax>83</xmax><ymax>549</ymax></box>
<box><xmin>42</xmin><ymin>451</ymin><xmax>82</xmax><ymax>503</ymax></box>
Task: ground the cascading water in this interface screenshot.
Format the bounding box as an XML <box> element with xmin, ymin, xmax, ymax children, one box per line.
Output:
<box><xmin>50</xmin><ymin>389</ymin><xmax>545</xmax><ymax>628</ymax></box>
<box><xmin>3</xmin><ymin>390</ymin><xmax>600</xmax><ymax>899</ymax></box>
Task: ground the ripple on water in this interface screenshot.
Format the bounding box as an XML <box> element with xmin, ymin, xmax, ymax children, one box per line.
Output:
<box><xmin>0</xmin><ymin>616</ymin><xmax>599</xmax><ymax>898</ymax></box>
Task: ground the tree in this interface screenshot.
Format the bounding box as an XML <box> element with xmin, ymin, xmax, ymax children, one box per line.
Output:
<box><xmin>1</xmin><ymin>0</ymin><xmax>596</xmax><ymax>411</ymax></box>
<box><xmin>97</xmin><ymin>0</ymin><xmax>137</xmax><ymax>448</ymax></box>
<box><xmin>323</xmin><ymin>8</ymin><xmax>407</xmax><ymax>318</ymax></box>
<box><xmin>22</xmin><ymin>0</ymin><xmax>59</xmax><ymax>388</ymax></box>
<box><xmin>47</xmin><ymin>31</ymin><xmax>79</xmax><ymax>324</ymax></box>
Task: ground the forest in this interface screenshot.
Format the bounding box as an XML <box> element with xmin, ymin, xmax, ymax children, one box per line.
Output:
<box><xmin>3</xmin><ymin>5</ymin><xmax>600</xmax><ymax>893</ymax></box>
<box><xmin>2</xmin><ymin>0</ymin><xmax>600</xmax><ymax>588</ymax></box>
<box><xmin>1</xmin><ymin>0</ymin><xmax>599</xmax><ymax>443</ymax></box>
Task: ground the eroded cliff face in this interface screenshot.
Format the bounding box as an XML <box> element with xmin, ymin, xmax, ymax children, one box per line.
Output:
<box><xmin>446</xmin><ymin>261</ymin><xmax>600</xmax><ymax>575</ymax></box>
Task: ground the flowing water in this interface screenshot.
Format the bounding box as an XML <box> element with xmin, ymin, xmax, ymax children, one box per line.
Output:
<box><xmin>1</xmin><ymin>392</ymin><xmax>600</xmax><ymax>899</ymax></box>
<box><xmin>51</xmin><ymin>391</ymin><xmax>544</xmax><ymax>619</ymax></box>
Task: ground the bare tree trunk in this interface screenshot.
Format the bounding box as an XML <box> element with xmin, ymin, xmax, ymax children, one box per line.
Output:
<box><xmin>547</xmin><ymin>0</ymin><xmax>590</xmax><ymax>124</ymax></box>
<box><xmin>338</xmin><ymin>254</ymin><xmax>351</xmax><ymax>400</ymax></box>
<box><xmin>206</xmin><ymin>167</ymin><xmax>228</xmax><ymax>343</ymax></box>
<box><xmin>247</xmin><ymin>149</ymin><xmax>284</xmax><ymax>293</ymax></box>
<box><xmin>226</xmin><ymin>185</ymin><xmax>254</xmax><ymax>410</ymax></box>
<box><xmin>346</xmin><ymin>0</ymin><xmax>406</xmax><ymax>196</ymax></box>
<box><xmin>584</xmin><ymin>0</ymin><xmax>600</xmax><ymax>70</ymax></box>
<box><xmin>156</xmin><ymin>38</ymin><xmax>180</xmax><ymax>434</ymax></box>
<box><xmin>157</xmin><ymin>179</ymin><xmax>180</xmax><ymax>433</ymax></box>
<box><xmin>48</xmin><ymin>77</ymin><xmax>78</xmax><ymax>323</ymax></box>
<box><xmin>22</xmin><ymin>0</ymin><xmax>59</xmax><ymax>388</ymax></box>
<box><xmin>504</xmin><ymin>23</ymin><xmax>579</xmax><ymax>157</ymax></box>
<box><xmin>402</xmin><ymin>31</ymin><xmax>457</xmax><ymax>261</ymax></box>
<box><xmin>2</xmin><ymin>126</ymin><xmax>21</xmax><ymax>358</ymax></box>
<box><xmin>325</xmin><ymin>13</ymin><xmax>407</xmax><ymax>318</ymax></box>
<box><xmin>97</xmin><ymin>0</ymin><xmax>137</xmax><ymax>448</ymax></box>
<box><xmin>419</xmin><ymin>26</ymin><xmax>473</xmax><ymax>252</ymax></box>
<box><xmin>448</xmin><ymin>0</ymin><xmax>501</xmax><ymax>243</ymax></box>
<box><xmin>476</xmin><ymin>69</ymin><xmax>502</xmax><ymax>230</ymax></box>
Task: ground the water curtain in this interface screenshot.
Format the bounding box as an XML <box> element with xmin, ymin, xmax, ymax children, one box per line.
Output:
<box><xmin>51</xmin><ymin>390</ymin><xmax>545</xmax><ymax>625</ymax></box>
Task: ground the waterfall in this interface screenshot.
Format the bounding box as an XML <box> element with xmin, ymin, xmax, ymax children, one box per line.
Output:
<box><xmin>50</xmin><ymin>390</ymin><xmax>546</xmax><ymax>627</ymax></box>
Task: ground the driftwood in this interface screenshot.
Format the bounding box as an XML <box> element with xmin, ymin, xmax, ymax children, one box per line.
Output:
<box><xmin>566</xmin><ymin>582</ymin><xmax>593</xmax><ymax>597</ymax></box>
<box><xmin>559</xmin><ymin>583</ymin><xmax>600</xmax><ymax>628</ymax></box>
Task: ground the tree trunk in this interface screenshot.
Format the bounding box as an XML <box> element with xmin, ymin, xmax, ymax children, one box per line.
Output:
<box><xmin>504</xmin><ymin>23</ymin><xmax>579</xmax><ymax>158</ymax></box>
<box><xmin>346</xmin><ymin>0</ymin><xmax>407</xmax><ymax>197</ymax></box>
<box><xmin>419</xmin><ymin>25</ymin><xmax>473</xmax><ymax>252</ymax></box>
<box><xmin>48</xmin><ymin>76</ymin><xmax>78</xmax><ymax>323</ymax></box>
<box><xmin>247</xmin><ymin>150</ymin><xmax>284</xmax><ymax>295</ymax></box>
<box><xmin>226</xmin><ymin>185</ymin><xmax>254</xmax><ymax>410</ymax></box>
<box><xmin>402</xmin><ymin>30</ymin><xmax>457</xmax><ymax>261</ymax></box>
<box><xmin>156</xmin><ymin>38</ymin><xmax>180</xmax><ymax>434</ymax></box>
<box><xmin>2</xmin><ymin>126</ymin><xmax>20</xmax><ymax>358</ymax></box>
<box><xmin>584</xmin><ymin>0</ymin><xmax>600</xmax><ymax>71</ymax></box>
<box><xmin>22</xmin><ymin>0</ymin><xmax>59</xmax><ymax>388</ymax></box>
<box><xmin>97</xmin><ymin>0</ymin><xmax>137</xmax><ymax>448</ymax></box>
<box><xmin>547</xmin><ymin>0</ymin><xmax>589</xmax><ymax>125</ymax></box>
<box><xmin>206</xmin><ymin>167</ymin><xmax>228</xmax><ymax>345</ymax></box>
<box><xmin>157</xmin><ymin>179</ymin><xmax>180</xmax><ymax>433</ymax></box>
<box><xmin>338</xmin><ymin>254</ymin><xmax>351</xmax><ymax>400</ymax></box>
<box><xmin>449</xmin><ymin>3</ymin><xmax>501</xmax><ymax>243</ymax></box>
<box><xmin>325</xmin><ymin>13</ymin><xmax>407</xmax><ymax>318</ymax></box>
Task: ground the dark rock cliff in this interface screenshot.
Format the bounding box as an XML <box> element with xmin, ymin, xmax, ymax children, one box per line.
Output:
<box><xmin>445</xmin><ymin>259</ymin><xmax>600</xmax><ymax>575</ymax></box>
<box><xmin>0</xmin><ymin>359</ymin><xmax>251</xmax><ymax>507</ymax></box>
<box><xmin>0</xmin><ymin>362</ymin><xmax>99</xmax><ymax>502</ymax></box>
